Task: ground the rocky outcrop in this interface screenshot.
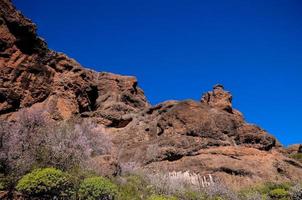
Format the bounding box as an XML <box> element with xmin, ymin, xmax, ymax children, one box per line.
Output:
<box><xmin>1</xmin><ymin>0</ymin><xmax>302</xmax><ymax>189</ymax></box>
<box><xmin>286</xmin><ymin>144</ymin><xmax>302</xmax><ymax>154</ymax></box>
<box><xmin>0</xmin><ymin>0</ymin><xmax>149</xmax><ymax>123</ymax></box>
<box><xmin>201</xmin><ymin>84</ymin><xmax>233</xmax><ymax>112</ymax></box>
<box><xmin>113</xmin><ymin>88</ymin><xmax>278</xmax><ymax>175</ymax></box>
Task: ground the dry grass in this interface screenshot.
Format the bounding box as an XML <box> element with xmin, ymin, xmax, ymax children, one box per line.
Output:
<box><xmin>145</xmin><ymin>171</ymin><xmax>215</xmax><ymax>195</ymax></box>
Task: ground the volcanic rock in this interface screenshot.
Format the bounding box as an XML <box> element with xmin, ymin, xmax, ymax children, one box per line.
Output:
<box><xmin>201</xmin><ymin>84</ymin><xmax>233</xmax><ymax>112</ymax></box>
<box><xmin>0</xmin><ymin>0</ymin><xmax>149</xmax><ymax>123</ymax></box>
<box><xmin>1</xmin><ymin>0</ymin><xmax>302</xmax><ymax>189</ymax></box>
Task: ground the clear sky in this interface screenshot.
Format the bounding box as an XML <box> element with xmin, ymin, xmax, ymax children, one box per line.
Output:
<box><xmin>13</xmin><ymin>0</ymin><xmax>302</xmax><ymax>146</ymax></box>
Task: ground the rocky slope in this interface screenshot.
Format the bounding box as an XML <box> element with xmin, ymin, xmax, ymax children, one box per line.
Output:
<box><xmin>1</xmin><ymin>0</ymin><xmax>302</xmax><ymax>188</ymax></box>
<box><xmin>286</xmin><ymin>144</ymin><xmax>302</xmax><ymax>154</ymax></box>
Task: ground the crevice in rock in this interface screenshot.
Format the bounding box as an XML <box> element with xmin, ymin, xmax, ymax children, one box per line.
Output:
<box><xmin>276</xmin><ymin>167</ymin><xmax>286</xmax><ymax>174</ymax></box>
<box><xmin>284</xmin><ymin>159</ymin><xmax>302</xmax><ymax>169</ymax></box>
<box><xmin>156</xmin><ymin>125</ymin><xmax>164</xmax><ymax>136</ymax></box>
<box><xmin>164</xmin><ymin>152</ymin><xmax>184</xmax><ymax>162</ymax></box>
<box><xmin>215</xmin><ymin>167</ymin><xmax>252</xmax><ymax>177</ymax></box>
<box><xmin>5</xmin><ymin>20</ymin><xmax>41</xmax><ymax>55</ymax></box>
<box><xmin>0</xmin><ymin>39</ymin><xmax>8</xmax><ymax>52</ymax></box>
<box><xmin>229</xmin><ymin>155</ymin><xmax>242</xmax><ymax>160</ymax></box>
<box><xmin>78</xmin><ymin>85</ymin><xmax>99</xmax><ymax>113</ymax></box>
<box><xmin>86</xmin><ymin>85</ymin><xmax>98</xmax><ymax>111</ymax></box>
<box><xmin>131</xmin><ymin>81</ymin><xmax>138</xmax><ymax>94</ymax></box>
<box><xmin>121</xmin><ymin>93</ymin><xmax>143</xmax><ymax>108</ymax></box>
<box><xmin>0</xmin><ymin>91</ymin><xmax>20</xmax><ymax>115</ymax></box>
<box><xmin>72</xmin><ymin>67</ymin><xmax>82</xmax><ymax>73</ymax></box>
<box><xmin>146</xmin><ymin>105</ymin><xmax>162</xmax><ymax>115</ymax></box>
<box><xmin>108</xmin><ymin>118</ymin><xmax>133</xmax><ymax>128</ymax></box>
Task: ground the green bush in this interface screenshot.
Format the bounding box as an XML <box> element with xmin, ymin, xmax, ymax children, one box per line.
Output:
<box><xmin>269</xmin><ymin>188</ymin><xmax>290</xmax><ymax>199</ymax></box>
<box><xmin>147</xmin><ymin>194</ymin><xmax>178</xmax><ymax>200</ymax></box>
<box><xmin>239</xmin><ymin>182</ymin><xmax>294</xmax><ymax>200</ymax></box>
<box><xmin>78</xmin><ymin>176</ymin><xmax>118</xmax><ymax>200</ymax></box>
<box><xmin>177</xmin><ymin>191</ymin><xmax>202</xmax><ymax>200</ymax></box>
<box><xmin>16</xmin><ymin>168</ymin><xmax>73</xmax><ymax>198</ymax></box>
<box><xmin>258</xmin><ymin>182</ymin><xmax>291</xmax><ymax>195</ymax></box>
<box><xmin>238</xmin><ymin>191</ymin><xmax>263</xmax><ymax>200</ymax></box>
<box><xmin>290</xmin><ymin>153</ymin><xmax>302</xmax><ymax>163</ymax></box>
<box><xmin>0</xmin><ymin>174</ymin><xmax>6</xmax><ymax>191</ymax></box>
<box><xmin>0</xmin><ymin>181</ymin><xmax>4</xmax><ymax>190</ymax></box>
<box><xmin>174</xmin><ymin>190</ymin><xmax>210</xmax><ymax>200</ymax></box>
<box><xmin>116</xmin><ymin>175</ymin><xmax>154</xmax><ymax>200</ymax></box>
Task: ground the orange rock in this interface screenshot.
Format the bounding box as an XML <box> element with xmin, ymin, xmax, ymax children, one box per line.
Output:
<box><xmin>0</xmin><ymin>0</ymin><xmax>301</xmax><ymax>189</ymax></box>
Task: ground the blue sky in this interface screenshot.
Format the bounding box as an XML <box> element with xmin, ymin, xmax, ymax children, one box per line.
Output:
<box><xmin>13</xmin><ymin>0</ymin><xmax>302</xmax><ymax>146</ymax></box>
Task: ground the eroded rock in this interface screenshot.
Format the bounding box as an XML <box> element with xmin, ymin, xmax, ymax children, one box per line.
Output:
<box><xmin>201</xmin><ymin>84</ymin><xmax>233</xmax><ymax>112</ymax></box>
<box><xmin>0</xmin><ymin>0</ymin><xmax>302</xmax><ymax>189</ymax></box>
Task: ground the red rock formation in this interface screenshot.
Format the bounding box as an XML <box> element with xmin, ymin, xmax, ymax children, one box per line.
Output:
<box><xmin>0</xmin><ymin>0</ymin><xmax>149</xmax><ymax>123</ymax></box>
<box><xmin>201</xmin><ymin>84</ymin><xmax>233</xmax><ymax>112</ymax></box>
<box><xmin>1</xmin><ymin>0</ymin><xmax>302</xmax><ymax>189</ymax></box>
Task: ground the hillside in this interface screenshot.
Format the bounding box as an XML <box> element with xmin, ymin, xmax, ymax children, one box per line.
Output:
<box><xmin>1</xmin><ymin>0</ymin><xmax>302</xmax><ymax>194</ymax></box>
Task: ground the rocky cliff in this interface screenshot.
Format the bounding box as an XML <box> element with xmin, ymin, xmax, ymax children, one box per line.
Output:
<box><xmin>1</xmin><ymin>0</ymin><xmax>302</xmax><ymax>188</ymax></box>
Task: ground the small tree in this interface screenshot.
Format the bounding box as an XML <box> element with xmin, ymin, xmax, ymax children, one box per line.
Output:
<box><xmin>1</xmin><ymin>109</ymin><xmax>113</xmax><ymax>177</ymax></box>
<box><xmin>41</xmin><ymin>119</ymin><xmax>113</xmax><ymax>171</ymax></box>
<box><xmin>4</xmin><ymin>109</ymin><xmax>47</xmax><ymax>176</ymax></box>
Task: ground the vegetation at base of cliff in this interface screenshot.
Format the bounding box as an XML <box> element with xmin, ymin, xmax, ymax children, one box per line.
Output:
<box><xmin>3</xmin><ymin>166</ymin><xmax>302</xmax><ymax>200</ymax></box>
<box><xmin>1</xmin><ymin>167</ymin><xmax>302</xmax><ymax>200</ymax></box>
<box><xmin>115</xmin><ymin>174</ymin><xmax>155</xmax><ymax>200</ymax></box>
<box><xmin>239</xmin><ymin>182</ymin><xmax>292</xmax><ymax>200</ymax></box>
<box><xmin>0</xmin><ymin>109</ymin><xmax>112</xmax><ymax>179</ymax></box>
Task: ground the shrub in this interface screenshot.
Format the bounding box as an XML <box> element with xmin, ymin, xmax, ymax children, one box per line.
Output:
<box><xmin>239</xmin><ymin>182</ymin><xmax>293</xmax><ymax>200</ymax></box>
<box><xmin>0</xmin><ymin>109</ymin><xmax>46</xmax><ymax>176</ymax></box>
<box><xmin>176</xmin><ymin>190</ymin><xmax>203</xmax><ymax>200</ymax></box>
<box><xmin>0</xmin><ymin>181</ymin><xmax>4</xmax><ymax>190</ymax></box>
<box><xmin>118</xmin><ymin>162</ymin><xmax>141</xmax><ymax>175</ymax></box>
<box><xmin>147</xmin><ymin>194</ymin><xmax>178</xmax><ymax>200</ymax></box>
<box><xmin>259</xmin><ymin>182</ymin><xmax>291</xmax><ymax>194</ymax></box>
<box><xmin>0</xmin><ymin>175</ymin><xmax>9</xmax><ymax>191</ymax></box>
<box><xmin>116</xmin><ymin>175</ymin><xmax>154</xmax><ymax>200</ymax></box>
<box><xmin>78</xmin><ymin>176</ymin><xmax>118</xmax><ymax>200</ymax></box>
<box><xmin>41</xmin><ymin>120</ymin><xmax>112</xmax><ymax>171</ymax></box>
<box><xmin>238</xmin><ymin>191</ymin><xmax>263</xmax><ymax>200</ymax></box>
<box><xmin>269</xmin><ymin>188</ymin><xmax>290</xmax><ymax>199</ymax></box>
<box><xmin>203</xmin><ymin>183</ymin><xmax>238</xmax><ymax>200</ymax></box>
<box><xmin>0</xmin><ymin>108</ymin><xmax>112</xmax><ymax>177</ymax></box>
<box><xmin>32</xmin><ymin>119</ymin><xmax>113</xmax><ymax>172</ymax></box>
<box><xmin>16</xmin><ymin>168</ymin><xmax>73</xmax><ymax>199</ymax></box>
<box><xmin>290</xmin><ymin>153</ymin><xmax>302</xmax><ymax>163</ymax></box>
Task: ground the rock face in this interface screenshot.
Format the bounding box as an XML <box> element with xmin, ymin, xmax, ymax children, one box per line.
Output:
<box><xmin>1</xmin><ymin>0</ymin><xmax>302</xmax><ymax>189</ymax></box>
<box><xmin>0</xmin><ymin>0</ymin><xmax>149</xmax><ymax>123</ymax></box>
